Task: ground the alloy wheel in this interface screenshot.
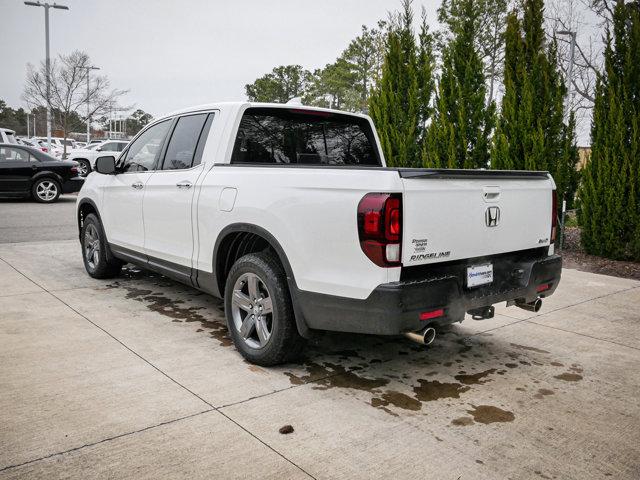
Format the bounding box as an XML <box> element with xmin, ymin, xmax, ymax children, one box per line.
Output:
<box><xmin>36</xmin><ymin>180</ymin><xmax>58</xmax><ymax>201</ymax></box>
<box><xmin>77</xmin><ymin>161</ymin><xmax>89</xmax><ymax>176</ymax></box>
<box><xmin>231</xmin><ymin>272</ymin><xmax>273</xmax><ymax>349</ymax></box>
<box><xmin>84</xmin><ymin>223</ymin><xmax>100</xmax><ymax>270</ymax></box>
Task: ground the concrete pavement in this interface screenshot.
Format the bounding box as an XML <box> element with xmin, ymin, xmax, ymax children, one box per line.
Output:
<box><xmin>1</xmin><ymin>237</ymin><xmax>639</xmax><ymax>478</ymax></box>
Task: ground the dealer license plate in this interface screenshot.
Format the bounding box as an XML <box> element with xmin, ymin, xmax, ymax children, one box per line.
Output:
<box><xmin>467</xmin><ymin>263</ymin><xmax>493</xmax><ymax>288</ymax></box>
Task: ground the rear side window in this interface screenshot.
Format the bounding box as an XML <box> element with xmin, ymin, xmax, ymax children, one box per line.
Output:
<box><xmin>101</xmin><ymin>142</ymin><xmax>119</xmax><ymax>152</ymax></box>
<box><xmin>5</xmin><ymin>131</ymin><xmax>17</xmax><ymax>144</ymax></box>
<box><xmin>161</xmin><ymin>113</ymin><xmax>213</xmax><ymax>170</ymax></box>
<box><xmin>0</xmin><ymin>147</ymin><xmax>30</xmax><ymax>162</ymax></box>
<box><xmin>231</xmin><ymin>108</ymin><xmax>381</xmax><ymax>166</ymax></box>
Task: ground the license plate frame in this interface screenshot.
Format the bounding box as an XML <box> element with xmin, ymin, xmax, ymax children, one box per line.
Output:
<box><xmin>466</xmin><ymin>263</ymin><xmax>493</xmax><ymax>288</ymax></box>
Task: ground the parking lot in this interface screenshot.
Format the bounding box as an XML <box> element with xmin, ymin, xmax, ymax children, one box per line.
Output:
<box><xmin>1</xmin><ymin>195</ymin><xmax>639</xmax><ymax>479</ymax></box>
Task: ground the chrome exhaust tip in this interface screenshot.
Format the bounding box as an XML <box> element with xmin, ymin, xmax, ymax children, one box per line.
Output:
<box><xmin>404</xmin><ymin>326</ymin><xmax>437</xmax><ymax>346</ymax></box>
<box><xmin>516</xmin><ymin>298</ymin><xmax>542</xmax><ymax>312</ymax></box>
<box><xmin>423</xmin><ymin>327</ymin><xmax>436</xmax><ymax>345</ymax></box>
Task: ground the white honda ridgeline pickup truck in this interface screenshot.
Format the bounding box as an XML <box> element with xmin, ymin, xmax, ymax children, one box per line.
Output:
<box><xmin>77</xmin><ymin>102</ymin><xmax>562</xmax><ymax>365</ymax></box>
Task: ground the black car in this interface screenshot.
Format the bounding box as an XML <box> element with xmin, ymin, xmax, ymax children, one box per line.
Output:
<box><xmin>0</xmin><ymin>143</ymin><xmax>84</xmax><ymax>203</ymax></box>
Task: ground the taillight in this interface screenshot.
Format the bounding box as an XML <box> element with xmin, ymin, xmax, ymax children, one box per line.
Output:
<box><xmin>70</xmin><ymin>166</ymin><xmax>78</xmax><ymax>174</ymax></box>
<box><xmin>536</xmin><ymin>283</ymin><xmax>551</xmax><ymax>293</ymax></box>
<box><xmin>551</xmin><ymin>190</ymin><xmax>558</xmax><ymax>243</ymax></box>
<box><xmin>357</xmin><ymin>193</ymin><xmax>402</xmax><ymax>267</ymax></box>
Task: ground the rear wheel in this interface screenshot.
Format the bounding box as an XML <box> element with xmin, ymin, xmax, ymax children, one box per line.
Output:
<box><xmin>224</xmin><ymin>252</ymin><xmax>305</xmax><ymax>365</ymax></box>
<box><xmin>32</xmin><ymin>178</ymin><xmax>60</xmax><ymax>203</ymax></box>
<box><xmin>81</xmin><ymin>213</ymin><xmax>122</xmax><ymax>278</ymax></box>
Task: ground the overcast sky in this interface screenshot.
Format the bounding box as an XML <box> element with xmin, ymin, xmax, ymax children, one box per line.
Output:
<box><xmin>2</xmin><ymin>0</ymin><xmax>441</xmax><ymax>118</ymax></box>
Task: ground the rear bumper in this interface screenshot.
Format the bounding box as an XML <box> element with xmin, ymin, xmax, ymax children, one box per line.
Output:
<box><xmin>62</xmin><ymin>177</ymin><xmax>84</xmax><ymax>194</ymax></box>
<box><xmin>295</xmin><ymin>253</ymin><xmax>562</xmax><ymax>336</ymax></box>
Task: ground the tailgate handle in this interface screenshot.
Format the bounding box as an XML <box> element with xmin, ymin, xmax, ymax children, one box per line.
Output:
<box><xmin>483</xmin><ymin>186</ymin><xmax>501</xmax><ymax>202</ymax></box>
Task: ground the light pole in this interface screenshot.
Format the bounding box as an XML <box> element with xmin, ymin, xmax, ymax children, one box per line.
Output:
<box><xmin>557</xmin><ymin>30</ymin><xmax>577</xmax><ymax>118</ymax></box>
<box><xmin>24</xmin><ymin>1</ymin><xmax>69</xmax><ymax>152</ymax></box>
<box><xmin>77</xmin><ymin>65</ymin><xmax>100</xmax><ymax>143</ymax></box>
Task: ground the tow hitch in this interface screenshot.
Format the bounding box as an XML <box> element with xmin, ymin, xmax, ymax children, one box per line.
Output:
<box><xmin>467</xmin><ymin>306</ymin><xmax>495</xmax><ymax>320</ymax></box>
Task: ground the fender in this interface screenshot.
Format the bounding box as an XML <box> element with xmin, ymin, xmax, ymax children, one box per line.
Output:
<box><xmin>76</xmin><ymin>197</ymin><xmax>118</xmax><ymax>263</ymax></box>
<box><xmin>31</xmin><ymin>170</ymin><xmax>64</xmax><ymax>188</ymax></box>
<box><xmin>209</xmin><ymin>223</ymin><xmax>311</xmax><ymax>338</ymax></box>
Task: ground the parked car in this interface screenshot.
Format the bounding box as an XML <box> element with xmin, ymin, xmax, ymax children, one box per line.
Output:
<box><xmin>66</xmin><ymin>140</ymin><xmax>128</xmax><ymax>176</ymax></box>
<box><xmin>77</xmin><ymin>102</ymin><xmax>562</xmax><ymax>365</ymax></box>
<box><xmin>0</xmin><ymin>143</ymin><xmax>84</xmax><ymax>203</ymax></box>
<box><xmin>31</xmin><ymin>137</ymin><xmax>63</xmax><ymax>158</ymax></box>
<box><xmin>33</xmin><ymin>136</ymin><xmax>77</xmax><ymax>158</ymax></box>
<box><xmin>0</xmin><ymin>128</ymin><xmax>18</xmax><ymax>144</ymax></box>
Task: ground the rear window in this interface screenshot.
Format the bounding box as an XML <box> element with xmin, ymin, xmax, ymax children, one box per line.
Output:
<box><xmin>231</xmin><ymin>108</ymin><xmax>381</xmax><ymax>166</ymax></box>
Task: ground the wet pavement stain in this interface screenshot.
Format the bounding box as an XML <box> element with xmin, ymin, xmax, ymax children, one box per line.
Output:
<box><xmin>284</xmin><ymin>361</ymin><xmax>389</xmax><ymax>393</ymax></box>
<box><xmin>451</xmin><ymin>416</ymin><xmax>474</xmax><ymax>426</ymax></box>
<box><xmin>371</xmin><ymin>391</ymin><xmax>422</xmax><ymax>411</ymax></box>
<box><xmin>533</xmin><ymin>388</ymin><xmax>555</xmax><ymax>399</ymax></box>
<box><xmin>510</xmin><ymin>343</ymin><xmax>550</xmax><ymax>354</ymax></box>
<box><xmin>413</xmin><ymin>379</ymin><xmax>470</xmax><ymax>402</ymax></box>
<box><xmin>467</xmin><ymin>405</ymin><xmax>515</xmax><ymax>424</ymax></box>
<box><xmin>554</xmin><ymin>372</ymin><xmax>583</xmax><ymax>382</ymax></box>
<box><xmin>454</xmin><ymin>369</ymin><xmax>497</xmax><ymax>385</ymax></box>
<box><xmin>110</xmin><ymin>281</ymin><xmax>232</xmax><ymax>347</ymax></box>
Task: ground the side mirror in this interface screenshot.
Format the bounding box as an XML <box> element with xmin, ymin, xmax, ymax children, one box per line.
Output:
<box><xmin>95</xmin><ymin>155</ymin><xmax>116</xmax><ymax>174</ymax></box>
<box><xmin>96</xmin><ymin>147</ymin><xmax>103</xmax><ymax>151</ymax></box>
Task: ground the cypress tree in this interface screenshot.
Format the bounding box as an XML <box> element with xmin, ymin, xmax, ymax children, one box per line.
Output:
<box><xmin>424</xmin><ymin>0</ymin><xmax>494</xmax><ymax>169</ymax></box>
<box><xmin>492</xmin><ymin>0</ymin><xmax>578</xmax><ymax>214</ymax></box>
<box><xmin>369</xmin><ymin>0</ymin><xmax>434</xmax><ymax>167</ymax></box>
<box><xmin>579</xmin><ymin>1</ymin><xmax>640</xmax><ymax>260</ymax></box>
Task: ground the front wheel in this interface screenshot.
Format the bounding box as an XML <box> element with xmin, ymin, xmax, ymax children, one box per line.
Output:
<box><xmin>81</xmin><ymin>213</ymin><xmax>123</xmax><ymax>278</ymax></box>
<box><xmin>224</xmin><ymin>252</ymin><xmax>305</xmax><ymax>366</ymax></box>
<box><xmin>32</xmin><ymin>178</ymin><xmax>60</xmax><ymax>203</ymax></box>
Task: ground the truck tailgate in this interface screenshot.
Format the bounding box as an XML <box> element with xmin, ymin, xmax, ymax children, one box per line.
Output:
<box><xmin>399</xmin><ymin>170</ymin><xmax>554</xmax><ymax>267</ymax></box>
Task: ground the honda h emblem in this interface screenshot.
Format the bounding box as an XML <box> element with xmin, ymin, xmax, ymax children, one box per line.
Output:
<box><xmin>485</xmin><ymin>206</ymin><xmax>500</xmax><ymax>227</ymax></box>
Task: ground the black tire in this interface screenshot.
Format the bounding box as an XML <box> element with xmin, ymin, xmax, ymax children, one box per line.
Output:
<box><xmin>81</xmin><ymin>213</ymin><xmax>123</xmax><ymax>279</ymax></box>
<box><xmin>224</xmin><ymin>251</ymin><xmax>305</xmax><ymax>366</ymax></box>
<box><xmin>77</xmin><ymin>159</ymin><xmax>91</xmax><ymax>177</ymax></box>
<box><xmin>31</xmin><ymin>177</ymin><xmax>61</xmax><ymax>203</ymax></box>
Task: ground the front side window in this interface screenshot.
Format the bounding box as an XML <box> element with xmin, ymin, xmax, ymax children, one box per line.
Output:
<box><xmin>0</xmin><ymin>147</ymin><xmax>30</xmax><ymax>162</ymax></box>
<box><xmin>231</xmin><ymin>108</ymin><xmax>381</xmax><ymax>166</ymax></box>
<box><xmin>161</xmin><ymin>113</ymin><xmax>209</xmax><ymax>170</ymax></box>
<box><xmin>118</xmin><ymin>120</ymin><xmax>171</xmax><ymax>173</ymax></box>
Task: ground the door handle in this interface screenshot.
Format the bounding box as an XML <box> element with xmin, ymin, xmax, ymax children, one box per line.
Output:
<box><xmin>131</xmin><ymin>182</ymin><xmax>143</xmax><ymax>189</ymax></box>
<box><xmin>176</xmin><ymin>181</ymin><xmax>192</xmax><ymax>189</ymax></box>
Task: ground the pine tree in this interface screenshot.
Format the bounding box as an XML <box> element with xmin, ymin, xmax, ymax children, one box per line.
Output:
<box><xmin>491</xmin><ymin>0</ymin><xmax>578</xmax><ymax>216</ymax></box>
<box><xmin>579</xmin><ymin>2</ymin><xmax>640</xmax><ymax>260</ymax></box>
<box><xmin>369</xmin><ymin>0</ymin><xmax>434</xmax><ymax>167</ymax></box>
<box><xmin>424</xmin><ymin>0</ymin><xmax>494</xmax><ymax>169</ymax></box>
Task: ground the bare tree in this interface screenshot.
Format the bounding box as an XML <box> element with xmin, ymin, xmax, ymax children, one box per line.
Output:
<box><xmin>23</xmin><ymin>50</ymin><xmax>128</xmax><ymax>155</ymax></box>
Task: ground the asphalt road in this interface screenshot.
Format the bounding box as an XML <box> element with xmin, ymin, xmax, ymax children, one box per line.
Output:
<box><xmin>0</xmin><ymin>195</ymin><xmax>78</xmax><ymax>243</ymax></box>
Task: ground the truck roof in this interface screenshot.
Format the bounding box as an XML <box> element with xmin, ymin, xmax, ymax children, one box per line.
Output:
<box><xmin>159</xmin><ymin>101</ymin><xmax>370</xmax><ymax>123</ymax></box>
